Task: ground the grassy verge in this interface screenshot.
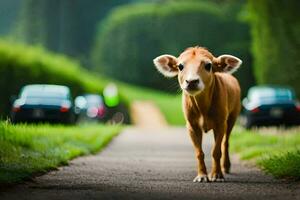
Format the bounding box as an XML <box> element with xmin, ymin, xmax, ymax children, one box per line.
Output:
<box><xmin>231</xmin><ymin>126</ymin><xmax>300</xmax><ymax>180</ymax></box>
<box><xmin>0</xmin><ymin>121</ymin><xmax>121</xmax><ymax>184</ymax></box>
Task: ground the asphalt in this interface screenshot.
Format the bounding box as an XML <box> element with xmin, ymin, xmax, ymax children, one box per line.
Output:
<box><xmin>1</xmin><ymin>127</ymin><xmax>299</xmax><ymax>200</ymax></box>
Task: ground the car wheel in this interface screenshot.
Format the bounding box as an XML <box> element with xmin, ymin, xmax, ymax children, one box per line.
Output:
<box><xmin>10</xmin><ymin>115</ymin><xmax>18</xmax><ymax>124</ymax></box>
<box><xmin>245</xmin><ymin>116</ymin><xmax>254</xmax><ymax>130</ymax></box>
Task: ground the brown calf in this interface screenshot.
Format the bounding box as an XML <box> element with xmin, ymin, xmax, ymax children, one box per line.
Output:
<box><xmin>153</xmin><ymin>47</ymin><xmax>242</xmax><ymax>182</ymax></box>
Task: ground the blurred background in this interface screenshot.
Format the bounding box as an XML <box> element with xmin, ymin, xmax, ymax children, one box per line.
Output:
<box><xmin>0</xmin><ymin>0</ymin><xmax>299</xmax><ymax>126</ymax></box>
<box><xmin>1</xmin><ymin>0</ymin><xmax>300</xmax><ymax>185</ymax></box>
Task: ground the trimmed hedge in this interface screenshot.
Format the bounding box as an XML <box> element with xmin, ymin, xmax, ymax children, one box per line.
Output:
<box><xmin>0</xmin><ymin>40</ymin><xmax>111</xmax><ymax>116</ymax></box>
<box><xmin>92</xmin><ymin>1</ymin><xmax>255</xmax><ymax>95</ymax></box>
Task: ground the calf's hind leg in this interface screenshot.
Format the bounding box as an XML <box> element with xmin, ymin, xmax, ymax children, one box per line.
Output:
<box><xmin>221</xmin><ymin>115</ymin><xmax>237</xmax><ymax>174</ymax></box>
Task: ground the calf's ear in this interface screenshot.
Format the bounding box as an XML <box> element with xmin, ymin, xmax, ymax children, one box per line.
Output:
<box><xmin>153</xmin><ymin>54</ymin><xmax>178</xmax><ymax>77</ymax></box>
<box><xmin>213</xmin><ymin>54</ymin><xmax>242</xmax><ymax>74</ymax></box>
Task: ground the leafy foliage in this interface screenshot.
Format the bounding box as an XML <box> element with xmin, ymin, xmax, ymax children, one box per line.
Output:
<box><xmin>0</xmin><ymin>0</ymin><xmax>21</xmax><ymax>35</ymax></box>
<box><xmin>247</xmin><ymin>0</ymin><xmax>300</xmax><ymax>96</ymax></box>
<box><xmin>14</xmin><ymin>0</ymin><xmax>134</xmax><ymax>66</ymax></box>
<box><xmin>92</xmin><ymin>1</ymin><xmax>255</xmax><ymax>94</ymax></box>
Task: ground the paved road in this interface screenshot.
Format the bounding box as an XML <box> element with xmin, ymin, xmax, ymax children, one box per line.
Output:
<box><xmin>1</xmin><ymin>127</ymin><xmax>299</xmax><ymax>200</ymax></box>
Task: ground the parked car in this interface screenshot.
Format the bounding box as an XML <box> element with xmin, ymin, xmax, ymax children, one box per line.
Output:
<box><xmin>75</xmin><ymin>94</ymin><xmax>106</xmax><ymax>122</ymax></box>
<box><xmin>241</xmin><ymin>86</ymin><xmax>300</xmax><ymax>129</ymax></box>
<box><xmin>11</xmin><ymin>84</ymin><xmax>75</xmax><ymax>124</ymax></box>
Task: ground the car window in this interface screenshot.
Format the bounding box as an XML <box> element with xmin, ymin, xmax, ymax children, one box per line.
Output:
<box><xmin>21</xmin><ymin>85</ymin><xmax>70</xmax><ymax>99</ymax></box>
<box><xmin>249</xmin><ymin>88</ymin><xmax>295</xmax><ymax>102</ymax></box>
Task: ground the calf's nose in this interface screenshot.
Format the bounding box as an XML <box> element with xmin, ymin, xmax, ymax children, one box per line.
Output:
<box><xmin>185</xmin><ymin>79</ymin><xmax>199</xmax><ymax>85</ymax></box>
<box><xmin>185</xmin><ymin>79</ymin><xmax>200</xmax><ymax>89</ymax></box>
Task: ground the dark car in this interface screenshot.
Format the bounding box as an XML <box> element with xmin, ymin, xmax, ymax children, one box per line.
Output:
<box><xmin>75</xmin><ymin>94</ymin><xmax>106</xmax><ymax>122</ymax></box>
<box><xmin>11</xmin><ymin>84</ymin><xmax>75</xmax><ymax>124</ymax></box>
<box><xmin>241</xmin><ymin>86</ymin><xmax>300</xmax><ymax>129</ymax></box>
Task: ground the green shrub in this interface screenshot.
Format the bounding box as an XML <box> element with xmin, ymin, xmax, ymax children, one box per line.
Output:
<box><xmin>0</xmin><ymin>40</ymin><xmax>111</xmax><ymax>116</ymax></box>
<box><xmin>92</xmin><ymin>1</ymin><xmax>254</xmax><ymax>95</ymax></box>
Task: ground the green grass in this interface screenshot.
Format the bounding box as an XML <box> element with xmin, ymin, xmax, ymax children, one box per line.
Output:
<box><xmin>0</xmin><ymin>121</ymin><xmax>121</xmax><ymax>184</ymax></box>
<box><xmin>231</xmin><ymin>126</ymin><xmax>300</xmax><ymax>180</ymax></box>
<box><xmin>258</xmin><ymin>150</ymin><xmax>300</xmax><ymax>179</ymax></box>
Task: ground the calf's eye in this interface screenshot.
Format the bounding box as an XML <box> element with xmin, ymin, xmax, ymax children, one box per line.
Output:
<box><xmin>178</xmin><ymin>64</ymin><xmax>184</xmax><ymax>71</ymax></box>
<box><xmin>204</xmin><ymin>63</ymin><xmax>212</xmax><ymax>72</ymax></box>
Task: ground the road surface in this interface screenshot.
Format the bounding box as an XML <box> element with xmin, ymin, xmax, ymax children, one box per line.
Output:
<box><xmin>130</xmin><ymin>101</ymin><xmax>168</xmax><ymax>127</ymax></box>
<box><xmin>1</xmin><ymin>127</ymin><xmax>299</xmax><ymax>200</ymax></box>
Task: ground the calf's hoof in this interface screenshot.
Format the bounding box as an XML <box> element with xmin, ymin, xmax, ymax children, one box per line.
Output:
<box><xmin>210</xmin><ymin>172</ymin><xmax>225</xmax><ymax>182</ymax></box>
<box><xmin>193</xmin><ymin>175</ymin><xmax>209</xmax><ymax>183</ymax></box>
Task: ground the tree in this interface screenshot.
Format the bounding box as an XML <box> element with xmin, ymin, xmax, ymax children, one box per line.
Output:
<box><xmin>0</xmin><ymin>0</ymin><xmax>22</xmax><ymax>35</ymax></box>
<box><xmin>247</xmin><ymin>0</ymin><xmax>300</xmax><ymax>96</ymax></box>
<box><xmin>14</xmin><ymin>0</ymin><xmax>133</xmax><ymax>66</ymax></box>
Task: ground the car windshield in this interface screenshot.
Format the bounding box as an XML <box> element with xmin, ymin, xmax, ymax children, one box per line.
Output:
<box><xmin>21</xmin><ymin>85</ymin><xmax>69</xmax><ymax>99</ymax></box>
<box><xmin>248</xmin><ymin>87</ymin><xmax>295</xmax><ymax>102</ymax></box>
<box><xmin>85</xmin><ymin>95</ymin><xmax>103</xmax><ymax>107</ymax></box>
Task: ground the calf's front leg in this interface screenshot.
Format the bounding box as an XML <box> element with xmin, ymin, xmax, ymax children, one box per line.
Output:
<box><xmin>187</xmin><ymin>122</ymin><xmax>209</xmax><ymax>182</ymax></box>
<box><xmin>211</xmin><ymin>124</ymin><xmax>226</xmax><ymax>182</ymax></box>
